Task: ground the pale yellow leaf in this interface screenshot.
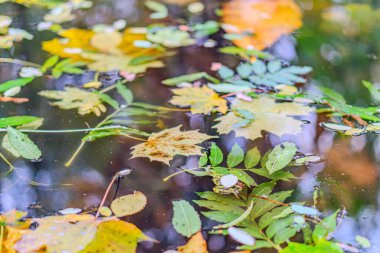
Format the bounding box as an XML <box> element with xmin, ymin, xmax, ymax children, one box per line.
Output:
<box><xmin>170</xmin><ymin>86</ymin><xmax>228</xmax><ymax>114</ymax></box>
<box><xmin>14</xmin><ymin>214</ymin><xmax>97</xmax><ymax>253</ymax></box>
<box><xmin>214</xmin><ymin>96</ymin><xmax>313</xmax><ymax>141</ymax></box>
<box><xmin>110</xmin><ymin>191</ymin><xmax>147</xmax><ymax>217</ymax></box>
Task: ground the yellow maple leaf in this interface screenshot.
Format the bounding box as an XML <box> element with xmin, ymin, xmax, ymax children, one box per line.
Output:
<box><xmin>42</xmin><ymin>28</ymin><xmax>165</xmax><ymax>73</ymax></box>
<box><xmin>2</xmin><ymin>227</ymin><xmax>29</xmax><ymax>253</ymax></box>
<box><xmin>131</xmin><ymin>125</ymin><xmax>214</xmax><ymax>165</ymax></box>
<box><xmin>178</xmin><ymin>231</ymin><xmax>208</xmax><ymax>253</ymax></box>
<box><xmin>222</xmin><ymin>0</ymin><xmax>303</xmax><ymax>50</ymax></box>
<box><xmin>170</xmin><ymin>86</ymin><xmax>228</xmax><ymax>114</ymax></box>
<box><xmin>14</xmin><ymin>214</ymin><xmax>98</xmax><ymax>253</ymax></box>
<box><xmin>80</xmin><ymin>220</ymin><xmax>153</xmax><ymax>253</ymax></box>
<box><xmin>214</xmin><ymin>96</ymin><xmax>313</xmax><ymax>141</ymax></box>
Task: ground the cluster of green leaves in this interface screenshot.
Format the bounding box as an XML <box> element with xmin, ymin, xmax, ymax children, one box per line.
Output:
<box><xmin>177</xmin><ymin>142</ymin><xmax>348</xmax><ymax>252</ymax></box>
<box><xmin>319</xmin><ymin>86</ymin><xmax>380</xmax><ymax>122</ymax></box>
<box><xmin>41</xmin><ymin>55</ymin><xmax>86</xmax><ymax>78</ymax></box>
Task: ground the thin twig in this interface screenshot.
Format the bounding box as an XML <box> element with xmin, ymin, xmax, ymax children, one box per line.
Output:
<box><xmin>0</xmin><ymin>58</ymin><xmax>41</xmax><ymax>68</ymax></box>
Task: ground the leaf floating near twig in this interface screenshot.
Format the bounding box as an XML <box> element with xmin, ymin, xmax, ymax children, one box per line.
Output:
<box><xmin>266</xmin><ymin>142</ymin><xmax>297</xmax><ymax>174</ymax></box>
<box><xmin>172</xmin><ymin>200</ymin><xmax>201</xmax><ymax>238</ymax></box>
<box><xmin>221</xmin><ymin>0</ymin><xmax>303</xmax><ymax>50</ymax></box>
<box><xmin>177</xmin><ymin>231</ymin><xmax>208</xmax><ymax>253</ymax></box>
<box><xmin>3</xmin><ymin>127</ymin><xmax>42</xmax><ymax>160</ymax></box>
<box><xmin>214</xmin><ymin>96</ymin><xmax>313</xmax><ymax>141</ymax></box>
<box><xmin>170</xmin><ymin>86</ymin><xmax>228</xmax><ymax>114</ymax></box>
<box><xmin>39</xmin><ymin>87</ymin><xmax>108</xmax><ymax>116</ymax></box>
<box><xmin>131</xmin><ymin>125</ymin><xmax>213</xmax><ymax>165</ymax></box>
<box><xmin>110</xmin><ymin>191</ymin><xmax>147</xmax><ymax>217</ymax></box>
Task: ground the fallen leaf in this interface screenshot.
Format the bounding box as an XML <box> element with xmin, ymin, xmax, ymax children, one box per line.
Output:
<box><xmin>131</xmin><ymin>125</ymin><xmax>213</xmax><ymax>164</ymax></box>
<box><xmin>2</xmin><ymin>227</ymin><xmax>29</xmax><ymax>253</ymax></box>
<box><xmin>14</xmin><ymin>214</ymin><xmax>97</xmax><ymax>253</ymax></box>
<box><xmin>172</xmin><ymin>200</ymin><xmax>201</xmax><ymax>238</ymax></box>
<box><xmin>80</xmin><ymin>220</ymin><xmax>153</xmax><ymax>253</ymax></box>
<box><xmin>169</xmin><ymin>86</ymin><xmax>228</xmax><ymax>114</ymax></box>
<box><xmin>39</xmin><ymin>87</ymin><xmax>107</xmax><ymax>116</ymax></box>
<box><xmin>42</xmin><ymin>28</ymin><xmax>165</xmax><ymax>73</ymax></box>
<box><xmin>0</xmin><ymin>97</ymin><xmax>29</xmax><ymax>103</ymax></box>
<box><xmin>214</xmin><ymin>96</ymin><xmax>312</xmax><ymax>141</ymax></box>
<box><xmin>178</xmin><ymin>232</ymin><xmax>208</xmax><ymax>253</ymax></box>
<box><xmin>110</xmin><ymin>191</ymin><xmax>147</xmax><ymax>217</ymax></box>
<box><xmin>221</xmin><ymin>0</ymin><xmax>303</xmax><ymax>50</ymax></box>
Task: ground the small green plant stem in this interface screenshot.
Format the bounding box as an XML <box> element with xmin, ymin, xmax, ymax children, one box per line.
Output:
<box><xmin>0</xmin><ymin>58</ymin><xmax>41</xmax><ymax>68</ymax></box>
<box><xmin>0</xmin><ymin>126</ymin><xmax>131</xmax><ymax>133</ymax></box>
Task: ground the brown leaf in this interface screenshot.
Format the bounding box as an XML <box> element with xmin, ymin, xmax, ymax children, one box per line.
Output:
<box><xmin>178</xmin><ymin>232</ymin><xmax>208</xmax><ymax>253</ymax></box>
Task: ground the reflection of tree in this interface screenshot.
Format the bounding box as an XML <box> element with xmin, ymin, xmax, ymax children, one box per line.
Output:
<box><xmin>297</xmin><ymin>0</ymin><xmax>380</xmax><ymax>104</ymax></box>
<box><xmin>319</xmin><ymin>138</ymin><xmax>378</xmax><ymax>212</ymax></box>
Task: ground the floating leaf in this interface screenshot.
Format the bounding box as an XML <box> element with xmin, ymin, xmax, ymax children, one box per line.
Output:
<box><xmin>177</xmin><ymin>231</ymin><xmax>208</xmax><ymax>253</ymax></box>
<box><xmin>214</xmin><ymin>96</ymin><xmax>313</xmax><ymax>141</ymax></box>
<box><xmin>39</xmin><ymin>87</ymin><xmax>108</xmax><ymax>116</ymax></box>
<box><xmin>291</xmin><ymin>204</ymin><xmax>319</xmax><ymax>216</ymax></box>
<box><xmin>355</xmin><ymin>235</ymin><xmax>371</xmax><ymax>248</ymax></box>
<box><xmin>5</xmin><ymin>127</ymin><xmax>41</xmax><ymax>160</ymax></box>
<box><xmin>170</xmin><ymin>86</ymin><xmax>228</xmax><ymax>114</ymax></box>
<box><xmin>281</xmin><ymin>240</ymin><xmax>344</xmax><ymax>253</ymax></box>
<box><xmin>0</xmin><ymin>78</ymin><xmax>34</xmax><ymax>93</ymax></box>
<box><xmin>0</xmin><ymin>116</ymin><xmax>41</xmax><ymax>128</ymax></box>
<box><xmin>172</xmin><ymin>200</ymin><xmax>201</xmax><ymax>238</ymax></box>
<box><xmin>14</xmin><ymin>214</ymin><xmax>97</xmax><ymax>253</ymax></box>
<box><xmin>80</xmin><ymin>220</ymin><xmax>153</xmax><ymax>253</ymax></box>
<box><xmin>227</xmin><ymin>143</ymin><xmax>244</xmax><ymax>167</ymax></box>
<box><xmin>110</xmin><ymin>191</ymin><xmax>147</xmax><ymax>217</ymax></box>
<box><xmin>131</xmin><ymin>125</ymin><xmax>213</xmax><ymax>165</ymax></box>
<box><xmin>221</xmin><ymin>0</ymin><xmax>303</xmax><ymax>50</ymax></box>
<box><xmin>266</xmin><ymin>142</ymin><xmax>297</xmax><ymax>174</ymax></box>
<box><xmin>147</xmin><ymin>27</ymin><xmax>195</xmax><ymax>48</ymax></box>
<box><xmin>244</xmin><ymin>147</ymin><xmax>261</xmax><ymax>169</ymax></box>
<box><xmin>209</xmin><ymin>143</ymin><xmax>223</xmax><ymax>166</ymax></box>
<box><xmin>228</xmin><ymin>227</ymin><xmax>255</xmax><ymax>246</ymax></box>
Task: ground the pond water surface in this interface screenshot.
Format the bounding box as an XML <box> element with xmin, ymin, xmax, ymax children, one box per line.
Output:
<box><xmin>1</xmin><ymin>0</ymin><xmax>380</xmax><ymax>252</ymax></box>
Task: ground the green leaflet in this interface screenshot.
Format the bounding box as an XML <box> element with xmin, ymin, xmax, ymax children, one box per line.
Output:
<box><xmin>172</xmin><ymin>200</ymin><xmax>201</xmax><ymax>238</ymax></box>
<box><xmin>5</xmin><ymin>127</ymin><xmax>41</xmax><ymax>160</ymax></box>
<box><xmin>0</xmin><ymin>116</ymin><xmax>41</xmax><ymax>128</ymax></box>
<box><xmin>312</xmin><ymin>210</ymin><xmax>339</xmax><ymax>243</ymax></box>
<box><xmin>281</xmin><ymin>240</ymin><xmax>344</xmax><ymax>253</ymax></box>
<box><xmin>244</xmin><ymin>147</ymin><xmax>261</xmax><ymax>169</ymax></box>
<box><xmin>209</xmin><ymin>143</ymin><xmax>223</xmax><ymax>166</ymax></box>
<box><xmin>162</xmin><ymin>72</ymin><xmax>219</xmax><ymax>86</ymax></box>
<box><xmin>214</xmin><ymin>201</ymin><xmax>253</xmax><ymax>229</ymax></box>
<box><xmin>266</xmin><ymin>142</ymin><xmax>297</xmax><ymax>174</ymax></box>
<box><xmin>227</xmin><ymin>143</ymin><xmax>244</xmax><ymax>167</ymax></box>
<box><xmin>0</xmin><ymin>77</ymin><xmax>34</xmax><ymax>93</ymax></box>
<box><xmin>116</xmin><ymin>82</ymin><xmax>133</xmax><ymax>105</ymax></box>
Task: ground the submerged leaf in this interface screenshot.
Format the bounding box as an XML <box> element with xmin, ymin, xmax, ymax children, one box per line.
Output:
<box><xmin>170</xmin><ymin>86</ymin><xmax>228</xmax><ymax>114</ymax></box>
<box><xmin>172</xmin><ymin>200</ymin><xmax>201</xmax><ymax>238</ymax></box>
<box><xmin>131</xmin><ymin>125</ymin><xmax>213</xmax><ymax>165</ymax></box>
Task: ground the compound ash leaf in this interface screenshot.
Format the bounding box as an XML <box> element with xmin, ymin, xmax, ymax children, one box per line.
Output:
<box><xmin>80</xmin><ymin>220</ymin><xmax>154</xmax><ymax>253</ymax></box>
<box><xmin>169</xmin><ymin>86</ymin><xmax>228</xmax><ymax>114</ymax></box>
<box><xmin>14</xmin><ymin>214</ymin><xmax>97</xmax><ymax>253</ymax></box>
<box><xmin>221</xmin><ymin>0</ymin><xmax>303</xmax><ymax>50</ymax></box>
<box><xmin>39</xmin><ymin>87</ymin><xmax>107</xmax><ymax>116</ymax></box>
<box><xmin>177</xmin><ymin>231</ymin><xmax>208</xmax><ymax>253</ymax></box>
<box><xmin>4</xmin><ymin>127</ymin><xmax>42</xmax><ymax>160</ymax></box>
<box><xmin>214</xmin><ymin>96</ymin><xmax>313</xmax><ymax>141</ymax></box>
<box><xmin>131</xmin><ymin>125</ymin><xmax>214</xmax><ymax>165</ymax></box>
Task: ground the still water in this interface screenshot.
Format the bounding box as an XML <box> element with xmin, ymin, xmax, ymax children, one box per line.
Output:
<box><xmin>0</xmin><ymin>0</ymin><xmax>380</xmax><ymax>252</ymax></box>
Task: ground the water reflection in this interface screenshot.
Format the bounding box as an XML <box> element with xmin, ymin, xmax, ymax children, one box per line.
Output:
<box><xmin>0</xmin><ymin>0</ymin><xmax>380</xmax><ymax>252</ymax></box>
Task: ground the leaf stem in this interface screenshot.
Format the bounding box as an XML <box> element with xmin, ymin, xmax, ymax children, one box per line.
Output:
<box><xmin>95</xmin><ymin>169</ymin><xmax>132</xmax><ymax>218</ymax></box>
<box><xmin>0</xmin><ymin>58</ymin><xmax>42</xmax><ymax>68</ymax></box>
